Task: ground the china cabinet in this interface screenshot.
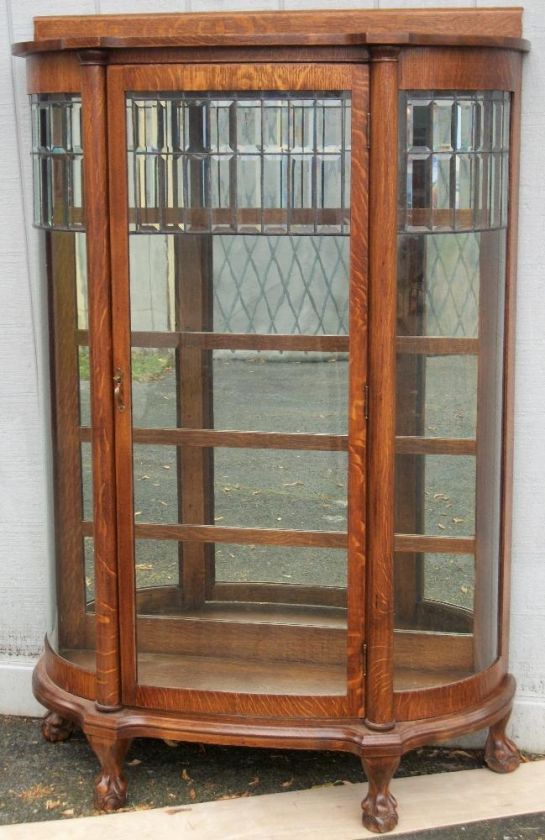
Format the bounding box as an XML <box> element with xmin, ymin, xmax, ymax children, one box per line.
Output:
<box><xmin>13</xmin><ymin>8</ymin><xmax>528</xmax><ymax>832</ymax></box>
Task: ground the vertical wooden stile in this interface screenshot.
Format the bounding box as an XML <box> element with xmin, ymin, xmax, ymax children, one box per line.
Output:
<box><xmin>80</xmin><ymin>52</ymin><xmax>121</xmax><ymax>710</ymax></box>
<box><xmin>365</xmin><ymin>47</ymin><xmax>399</xmax><ymax>730</ymax></box>
<box><xmin>346</xmin><ymin>63</ymin><xmax>369</xmax><ymax>718</ymax></box>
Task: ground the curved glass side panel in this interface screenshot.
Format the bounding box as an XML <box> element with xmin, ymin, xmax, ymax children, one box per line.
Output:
<box><xmin>394</xmin><ymin>91</ymin><xmax>509</xmax><ymax>690</ymax></box>
<box><xmin>31</xmin><ymin>94</ymin><xmax>84</xmax><ymax>230</ymax></box>
<box><xmin>32</xmin><ymin>94</ymin><xmax>95</xmax><ymax>669</ymax></box>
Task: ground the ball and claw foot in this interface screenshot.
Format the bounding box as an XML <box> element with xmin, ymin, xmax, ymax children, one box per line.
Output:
<box><xmin>361</xmin><ymin>755</ymin><xmax>400</xmax><ymax>834</ymax></box>
<box><xmin>94</xmin><ymin>772</ymin><xmax>128</xmax><ymax>812</ymax></box>
<box><xmin>485</xmin><ymin>714</ymin><xmax>521</xmax><ymax>774</ymax></box>
<box><xmin>42</xmin><ymin>711</ymin><xmax>74</xmax><ymax>743</ymax></box>
<box><xmin>362</xmin><ymin>790</ymin><xmax>399</xmax><ymax>834</ymax></box>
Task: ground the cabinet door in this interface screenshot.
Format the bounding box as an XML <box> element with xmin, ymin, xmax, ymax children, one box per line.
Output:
<box><xmin>108</xmin><ymin>63</ymin><xmax>368</xmax><ymax>718</ymax></box>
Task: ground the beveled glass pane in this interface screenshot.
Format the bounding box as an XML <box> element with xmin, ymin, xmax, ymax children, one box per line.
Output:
<box><xmin>400</xmin><ymin>91</ymin><xmax>510</xmax><ymax>234</ymax></box>
<box><xmin>127</xmin><ymin>91</ymin><xmax>351</xmax><ymax>235</ymax></box>
<box><xmin>31</xmin><ymin>94</ymin><xmax>84</xmax><ymax>231</ymax></box>
<box><xmin>395</xmin><ymin>454</ymin><xmax>476</xmax><ymax>536</ymax></box>
<box><xmin>407</xmin><ymin>99</ymin><xmax>432</xmax><ymax>151</ymax></box>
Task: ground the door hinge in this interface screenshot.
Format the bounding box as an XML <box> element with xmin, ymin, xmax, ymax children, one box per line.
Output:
<box><xmin>362</xmin><ymin>642</ymin><xmax>368</xmax><ymax>677</ymax></box>
<box><xmin>367</xmin><ymin>112</ymin><xmax>371</xmax><ymax>149</ymax></box>
<box><xmin>363</xmin><ymin>384</ymin><xmax>369</xmax><ymax>420</ymax></box>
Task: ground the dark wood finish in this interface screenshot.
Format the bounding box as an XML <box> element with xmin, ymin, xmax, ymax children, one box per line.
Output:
<box><xmin>400</xmin><ymin>47</ymin><xmax>522</xmax><ymax>92</ymax></box>
<box><xmin>365</xmin><ymin>46</ymin><xmax>399</xmax><ymax>730</ymax></box>
<box><xmin>132</xmin><ymin>428</ymin><xmax>348</xmax><ymax>451</ymax></box>
<box><xmin>82</xmin><ymin>59</ymin><xmax>120</xmax><ymax>711</ymax></box>
<box><xmin>18</xmin><ymin>12</ymin><xmax>526</xmax><ymax>830</ymax></box>
<box><xmin>133</xmin><ymin>522</ymin><xmax>346</xmax><ymax>548</ymax></box>
<box><xmin>396</xmin><ymin>337</ymin><xmax>479</xmax><ymax>356</ymax></box>
<box><xmin>33</xmin><ymin>9</ymin><xmax>524</xmax><ymax>41</ymax></box>
<box><xmin>361</xmin><ymin>755</ymin><xmax>400</xmax><ymax>834</ymax></box>
<box><xmin>33</xmin><ymin>647</ymin><xmax>519</xmax><ymax>816</ymax></box>
<box><xmin>87</xmin><ymin>733</ymin><xmax>132</xmax><ymax>811</ymax></box>
<box><xmin>485</xmin><ymin>711</ymin><xmax>521</xmax><ymax>774</ymax></box>
<box><xmin>48</xmin><ymin>233</ymin><xmax>86</xmax><ymax>651</ymax></box>
<box><xmin>343</xmin><ymin>63</ymin><xmax>368</xmax><ymax>719</ymax></box>
<box><xmin>175</xmin><ymin>235</ymin><xmax>215</xmax><ymax>609</ymax></box>
<box><xmin>42</xmin><ymin>711</ymin><xmax>75</xmax><ymax>742</ymax></box>
<box><xmin>27</xmin><ymin>52</ymin><xmax>81</xmax><ymax>93</ymax></box>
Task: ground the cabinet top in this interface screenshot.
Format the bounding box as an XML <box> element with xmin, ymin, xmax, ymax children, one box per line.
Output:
<box><xmin>12</xmin><ymin>7</ymin><xmax>529</xmax><ymax>56</ymax></box>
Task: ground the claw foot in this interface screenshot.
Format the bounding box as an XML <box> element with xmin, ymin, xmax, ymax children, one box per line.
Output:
<box><xmin>485</xmin><ymin>713</ymin><xmax>521</xmax><ymax>774</ymax></box>
<box><xmin>86</xmin><ymin>733</ymin><xmax>132</xmax><ymax>813</ymax></box>
<box><xmin>94</xmin><ymin>772</ymin><xmax>127</xmax><ymax>812</ymax></box>
<box><xmin>361</xmin><ymin>755</ymin><xmax>400</xmax><ymax>834</ymax></box>
<box><xmin>42</xmin><ymin>711</ymin><xmax>74</xmax><ymax>743</ymax></box>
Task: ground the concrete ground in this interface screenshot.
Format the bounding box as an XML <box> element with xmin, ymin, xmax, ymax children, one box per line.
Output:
<box><xmin>0</xmin><ymin>717</ymin><xmax>545</xmax><ymax>840</ymax></box>
<box><xmin>0</xmin><ymin>715</ymin><xmax>543</xmax><ymax>838</ymax></box>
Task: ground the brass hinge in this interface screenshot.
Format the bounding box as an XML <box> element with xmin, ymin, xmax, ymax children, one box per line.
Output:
<box><xmin>362</xmin><ymin>642</ymin><xmax>368</xmax><ymax>677</ymax></box>
<box><xmin>367</xmin><ymin>112</ymin><xmax>371</xmax><ymax>149</ymax></box>
<box><xmin>363</xmin><ymin>384</ymin><xmax>369</xmax><ymax>420</ymax></box>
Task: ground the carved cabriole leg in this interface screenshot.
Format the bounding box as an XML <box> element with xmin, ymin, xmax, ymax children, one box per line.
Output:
<box><xmin>42</xmin><ymin>711</ymin><xmax>75</xmax><ymax>743</ymax></box>
<box><xmin>485</xmin><ymin>712</ymin><xmax>521</xmax><ymax>774</ymax></box>
<box><xmin>86</xmin><ymin>733</ymin><xmax>132</xmax><ymax>812</ymax></box>
<box><xmin>361</xmin><ymin>755</ymin><xmax>400</xmax><ymax>834</ymax></box>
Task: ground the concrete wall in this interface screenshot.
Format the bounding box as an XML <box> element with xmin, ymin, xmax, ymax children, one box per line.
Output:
<box><xmin>1</xmin><ymin>0</ymin><xmax>544</xmax><ymax>750</ymax></box>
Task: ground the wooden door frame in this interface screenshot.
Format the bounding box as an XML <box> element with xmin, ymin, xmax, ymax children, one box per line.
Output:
<box><xmin>106</xmin><ymin>61</ymin><xmax>369</xmax><ymax>718</ymax></box>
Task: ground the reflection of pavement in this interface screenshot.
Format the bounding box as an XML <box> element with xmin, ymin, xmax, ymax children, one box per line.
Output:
<box><xmin>81</xmin><ymin>357</ymin><xmax>477</xmax><ymax>607</ymax></box>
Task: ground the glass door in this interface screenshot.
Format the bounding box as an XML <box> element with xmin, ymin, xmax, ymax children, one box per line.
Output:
<box><xmin>108</xmin><ymin>64</ymin><xmax>368</xmax><ymax>717</ymax></box>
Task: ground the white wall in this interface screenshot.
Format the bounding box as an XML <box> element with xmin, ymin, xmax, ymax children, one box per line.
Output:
<box><xmin>1</xmin><ymin>0</ymin><xmax>544</xmax><ymax>750</ymax></box>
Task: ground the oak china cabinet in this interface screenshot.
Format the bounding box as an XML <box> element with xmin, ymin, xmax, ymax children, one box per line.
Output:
<box><xmin>13</xmin><ymin>7</ymin><xmax>528</xmax><ymax>832</ymax></box>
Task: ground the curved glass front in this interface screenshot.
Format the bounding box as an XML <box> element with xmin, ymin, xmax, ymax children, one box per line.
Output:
<box><xmin>394</xmin><ymin>91</ymin><xmax>509</xmax><ymax>690</ymax></box>
<box><xmin>31</xmin><ymin>94</ymin><xmax>95</xmax><ymax>670</ymax></box>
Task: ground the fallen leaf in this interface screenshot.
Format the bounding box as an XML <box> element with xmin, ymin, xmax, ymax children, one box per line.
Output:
<box><xmin>188</xmin><ymin>787</ymin><xmax>197</xmax><ymax>801</ymax></box>
<box><xmin>45</xmin><ymin>800</ymin><xmax>61</xmax><ymax>811</ymax></box>
<box><xmin>62</xmin><ymin>808</ymin><xmax>74</xmax><ymax>816</ymax></box>
<box><xmin>214</xmin><ymin>516</ymin><xmax>224</xmax><ymax>522</ymax></box>
<box><xmin>181</xmin><ymin>768</ymin><xmax>192</xmax><ymax>782</ymax></box>
<box><xmin>281</xmin><ymin>778</ymin><xmax>294</xmax><ymax>789</ymax></box>
<box><xmin>248</xmin><ymin>777</ymin><xmax>260</xmax><ymax>788</ymax></box>
<box><xmin>452</xmin><ymin>517</ymin><xmax>465</xmax><ymax>523</ymax></box>
<box><xmin>163</xmin><ymin>465</ymin><xmax>171</xmax><ymax>470</ymax></box>
<box><xmin>437</xmin><ymin>523</ymin><xmax>446</xmax><ymax>530</ymax></box>
<box><xmin>127</xmin><ymin>758</ymin><xmax>142</xmax><ymax>765</ymax></box>
<box><xmin>135</xmin><ymin>563</ymin><xmax>153</xmax><ymax>571</ymax></box>
<box><xmin>283</xmin><ymin>481</ymin><xmax>304</xmax><ymax>487</ymax></box>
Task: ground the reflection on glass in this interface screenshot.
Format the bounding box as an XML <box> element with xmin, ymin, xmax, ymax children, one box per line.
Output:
<box><xmin>134</xmin><ymin>444</ymin><xmax>347</xmax><ymax>531</ymax></box>
<box><xmin>396</xmin><ymin>454</ymin><xmax>476</xmax><ymax>537</ymax></box>
<box><xmin>395</xmin><ymin>355</ymin><xmax>477</xmax><ymax>439</ymax></box>
<box><xmin>84</xmin><ymin>537</ymin><xmax>95</xmax><ymax>608</ymax></box>
<box><xmin>81</xmin><ymin>441</ymin><xmax>93</xmax><ymax>522</ymax></box>
<box><xmin>129</xmin><ymin>234</ymin><xmax>349</xmax><ymax>335</ymax></box>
